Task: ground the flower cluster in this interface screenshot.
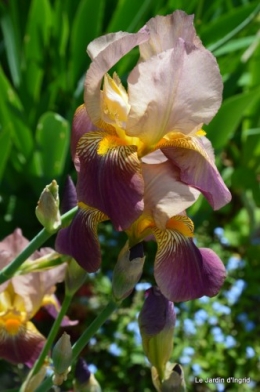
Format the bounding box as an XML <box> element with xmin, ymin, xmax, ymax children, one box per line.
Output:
<box><xmin>56</xmin><ymin>10</ymin><xmax>230</xmax><ymax>304</ymax></box>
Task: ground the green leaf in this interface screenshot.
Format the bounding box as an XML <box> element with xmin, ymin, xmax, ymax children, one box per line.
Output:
<box><xmin>200</xmin><ymin>2</ymin><xmax>259</xmax><ymax>46</ymax></box>
<box><xmin>0</xmin><ymin>12</ymin><xmax>21</xmax><ymax>86</ymax></box>
<box><xmin>24</xmin><ymin>0</ymin><xmax>52</xmax><ymax>60</ymax></box>
<box><xmin>213</xmin><ymin>36</ymin><xmax>256</xmax><ymax>57</ymax></box>
<box><xmin>23</xmin><ymin>0</ymin><xmax>53</xmax><ymax>100</ymax></box>
<box><xmin>231</xmin><ymin>167</ymin><xmax>257</xmax><ymax>191</ymax></box>
<box><xmin>70</xmin><ymin>0</ymin><xmax>105</xmax><ymax>86</ymax></box>
<box><xmin>30</xmin><ymin>112</ymin><xmax>70</xmax><ymax>179</ymax></box>
<box><xmin>0</xmin><ymin>67</ymin><xmax>34</xmax><ymax>164</ymax></box>
<box><xmin>205</xmin><ymin>87</ymin><xmax>260</xmax><ymax>149</ymax></box>
<box><xmin>0</xmin><ymin>129</ymin><xmax>12</xmax><ymax>182</ymax></box>
<box><xmin>52</xmin><ymin>0</ymin><xmax>70</xmax><ymax>58</ymax></box>
<box><xmin>242</xmin><ymin>128</ymin><xmax>260</xmax><ymax>168</ymax></box>
<box><xmin>107</xmin><ymin>0</ymin><xmax>153</xmax><ymax>33</ymax></box>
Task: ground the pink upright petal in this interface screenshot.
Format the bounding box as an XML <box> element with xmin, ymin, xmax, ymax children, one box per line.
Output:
<box><xmin>139</xmin><ymin>11</ymin><xmax>201</xmax><ymax>61</ymax></box>
<box><xmin>161</xmin><ymin>136</ymin><xmax>232</xmax><ymax>210</ymax></box>
<box><xmin>85</xmin><ymin>29</ymin><xmax>149</xmax><ymax>126</ymax></box>
<box><xmin>0</xmin><ymin>228</ymin><xmax>29</xmax><ymax>262</ymax></box>
<box><xmin>55</xmin><ymin>205</ymin><xmax>108</xmax><ymax>272</ymax></box>
<box><xmin>77</xmin><ymin>131</ymin><xmax>144</xmax><ymax>230</ymax></box>
<box><xmin>153</xmin><ymin>228</ymin><xmax>226</xmax><ymax>302</ymax></box>
<box><xmin>127</xmin><ymin>37</ymin><xmax>223</xmax><ymax>145</ymax></box>
<box><xmin>12</xmin><ymin>263</ymin><xmax>67</xmax><ymax>318</ymax></box>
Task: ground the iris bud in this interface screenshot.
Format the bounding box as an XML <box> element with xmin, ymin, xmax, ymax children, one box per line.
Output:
<box><xmin>36</xmin><ymin>180</ymin><xmax>61</xmax><ymax>233</ymax></box>
<box><xmin>65</xmin><ymin>258</ymin><xmax>88</xmax><ymax>296</ymax></box>
<box><xmin>52</xmin><ymin>332</ymin><xmax>72</xmax><ymax>385</ymax></box>
<box><xmin>138</xmin><ymin>287</ymin><xmax>176</xmax><ymax>381</ymax></box>
<box><xmin>112</xmin><ymin>241</ymin><xmax>145</xmax><ymax>302</ymax></box>
<box><xmin>161</xmin><ymin>363</ymin><xmax>186</xmax><ymax>391</ymax></box>
<box><xmin>73</xmin><ymin>358</ymin><xmax>102</xmax><ymax>392</ymax></box>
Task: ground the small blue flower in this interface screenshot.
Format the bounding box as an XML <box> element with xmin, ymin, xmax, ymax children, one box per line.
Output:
<box><xmin>246</xmin><ymin>346</ymin><xmax>255</xmax><ymax>359</ymax></box>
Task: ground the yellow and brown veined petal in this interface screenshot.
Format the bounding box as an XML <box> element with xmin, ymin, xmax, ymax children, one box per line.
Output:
<box><xmin>158</xmin><ymin>134</ymin><xmax>231</xmax><ymax>210</ymax></box>
<box><xmin>76</xmin><ymin>131</ymin><xmax>144</xmax><ymax>230</ymax></box>
<box><xmin>0</xmin><ymin>318</ymin><xmax>45</xmax><ymax>367</ymax></box>
<box><xmin>55</xmin><ymin>203</ymin><xmax>108</xmax><ymax>272</ymax></box>
<box><xmin>71</xmin><ymin>104</ymin><xmax>98</xmax><ymax>172</ymax></box>
<box><xmin>152</xmin><ymin>215</ymin><xmax>226</xmax><ymax>302</ymax></box>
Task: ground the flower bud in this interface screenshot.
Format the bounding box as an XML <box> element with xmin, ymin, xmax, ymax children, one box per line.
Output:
<box><xmin>65</xmin><ymin>258</ymin><xmax>88</xmax><ymax>295</ymax></box>
<box><xmin>73</xmin><ymin>358</ymin><xmax>102</xmax><ymax>392</ymax></box>
<box><xmin>21</xmin><ymin>366</ymin><xmax>47</xmax><ymax>392</ymax></box>
<box><xmin>161</xmin><ymin>363</ymin><xmax>186</xmax><ymax>392</ymax></box>
<box><xmin>112</xmin><ymin>241</ymin><xmax>145</xmax><ymax>302</ymax></box>
<box><xmin>35</xmin><ymin>180</ymin><xmax>61</xmax><ymax>233</ymax></box>
<box><xmin>52</xmin><ymin>332</ymin><xmax>72</xmax><ymax>385</ymax></box>
<box><xmin>138</xmin><ymin>287</ymin><xmax>176</xmax><ymax>381</ymax></box>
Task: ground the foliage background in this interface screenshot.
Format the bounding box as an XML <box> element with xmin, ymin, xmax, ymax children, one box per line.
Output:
<box><xmin>0</xmin><ymin>0</ymin><xmax>260</xmax><ymax>391</ymax></box>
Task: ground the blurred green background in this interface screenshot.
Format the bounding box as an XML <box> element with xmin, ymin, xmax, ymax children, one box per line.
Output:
<box><xmin>0</xmin><ymin>0</ymin><xmax>260</xmax><ymax>391</ymax></box>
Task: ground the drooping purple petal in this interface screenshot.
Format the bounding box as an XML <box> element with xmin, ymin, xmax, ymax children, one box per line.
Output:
<box><xmin>55</xmin><ymin>205</ymin><xmax>108</xmax><ymax>272</ymax></box>
<box><xmin>160</xmin><ymin>136</ymin><xmax>232</xmax><ymax>210</ymax></box>
<box><xmin>138</xmin><ymin>286</ymin><xmax>176</xmax><ymax>336</ymax></box>
<box><xmin>60</xmin><ymin>176</ymin><xmax>78</xmax><ymax>214</ymax></box>
<box><xmin>126</xmin><ymin>36</ymin><xmax>223</xmax><ymax>146</ymax></box>
<box><xmin>85</xmin><ymin>29</ymin><xmax>149</xmax><ymax>126</ymax></box>
<box><xmin>0</xmin><ymin>321</ymin><xmax>45</xmax><ymax>367</ymax></box>
<box><xmin>142</xmin><ymin>161</ymin><xmax>200</xmax><ymax>228</ymax></box>
<box><xmin>76</xmin><ymin>131</ymin><xmax>144</xmax><ymax>230</ymax></box>
<box><xmin>153</xmin><ymin>228</ymin><xmax>226</xmax><ymax>302</ymax></box>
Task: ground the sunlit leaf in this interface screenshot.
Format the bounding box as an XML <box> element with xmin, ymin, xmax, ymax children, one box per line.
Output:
<box><xmin>0</xmin><ymin>67</ymin><xmax>34</xmax><ymax>164</ymax></box>
<box><xmin>0</xmin><ymin>12</ymin><xmax>20</xmax><ymax>87</ymax></box>
<box><xmin>23</xmin><ymin>0</ymin><xmax>53</xmax><ymax>100</ymax></box>
<box><xmin>70</xmin><ymin>0</ymin><xmax>105</xmax><ymax>86</ymax></box>
<box><xmin>30</xmin><ymin>112</ymin><xmax>70</xmax><ymax>179</ymax></box>
<box><xmin>205</xmin><ymin>87</ymin><xmax>260</xmax><ymax>149</ymax></box>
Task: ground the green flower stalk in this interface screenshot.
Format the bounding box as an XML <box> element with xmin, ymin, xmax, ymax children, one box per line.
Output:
<box><xmin>36</xmin><ymin>180</ymin><xmax>61</xmax><ymax>233</ymax></box>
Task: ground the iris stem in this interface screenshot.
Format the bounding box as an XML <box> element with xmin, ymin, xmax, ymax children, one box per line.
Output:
<box><xmin>35</xmin><ymin>299</ymin><xmax>118</xmax><ymax>392</ymax></box>
<box><xmin>71</xmin><ymin>299</ymin><xmax>118</xmax><ymax>359</ymax></box>
<box><xmin>0</xmin><ymin>206</ymin><xmax>78</xmax><ymax>285</ymax></box>
<box><xmin>20</xmin><ymin>294</ymin><xmax>73</xmax><ymax>392</ymax></box>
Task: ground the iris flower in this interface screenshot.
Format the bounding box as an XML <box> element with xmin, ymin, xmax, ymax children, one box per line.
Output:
<box><xmin>71</xmin><ymin>10</ymin><xmax>231</xmax><ymax>233</ymax></box>
<box><xmin>0</xmin><ymin>229</ymin><xmax>71</xmax><ymax>367</ymax></box>
<box><xmin>56</xmin><ymin>165</ymin><xmax>226</xmax><ymax>302</ymax></box>
<box><xmin>56</xmin><ymin>10</ymin><xmax>229</xmax><ymax>302</ymax></box>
